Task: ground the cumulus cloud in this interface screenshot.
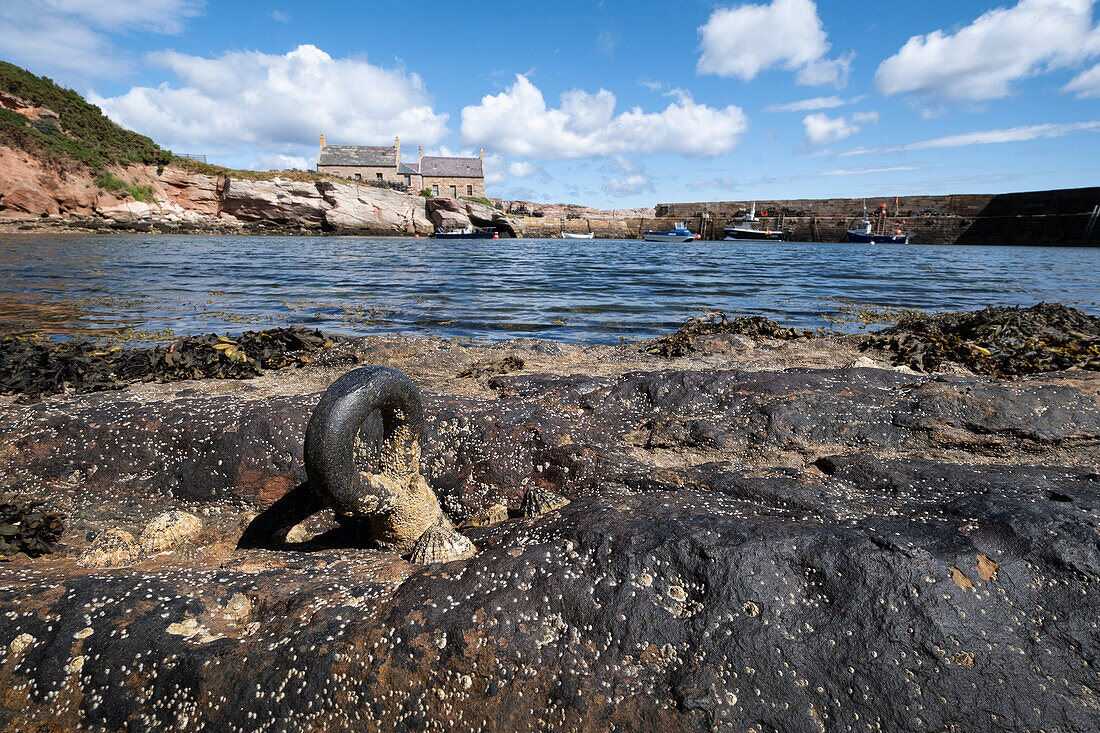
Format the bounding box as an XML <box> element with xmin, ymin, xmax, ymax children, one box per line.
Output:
<box><xmin>765</xmin><ymin>94</ymin><xmax>867</xmax><ymax>113</ymax></box>
<box><xmin>1065</xmin><ymin>62</ymin><xmax>1100</xmax><ymax>97</ymax></box>
<box><xmin>802</xmin><ymin>111</ymin><xmax>878</xmax><ymax>145</ymax></box>
<box><xmin>603</xmin><ymin>157</ymin><xmax>653</xmax><ymax>197</ymax></box>
<box><xmin>91</xmin><ymin>45</ymin><xmax>448</xmax><ymax>163</ymax></box>
<box><xmin>460</xmin><ymin>75</ymin><xmax>748</xmax><ymax>159</ymax></box>
<box><xmin>0</xmin><ymin>0</ymin><xmax>203</xmax><ymax>80</ymax></box>
<box><xmin>875</xmin><ymin>0</ymin><xmax>1100</xmax><ymax>102</ymax></box>
<box><xmin>509</xmin><ymin>161</ymin><xmax>539</xmax><ymax>178</ymax></box>
<box><xmin>697</xmin><ymin>0</ymin><xmax>851</xmax><ymax>86</ymax></box>
<box><xmin>840</xmin><ymin>120</ymin><xmax>1100</xmax><ymax>156</ymax></box>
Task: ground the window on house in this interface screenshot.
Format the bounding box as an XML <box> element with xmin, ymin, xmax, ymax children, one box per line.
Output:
<box><xmin>376</xmin><ymin>172</ymin><xmax>383</xmax><ymax>181</ymax></box>
<box><xmin>450</xmin><ymin>185</ymin><xmax>457</xmax><ymax>198</ymax></box>
<box><xmin>432</xmin><ymin>185</ymin><xmax>438</xmax><ymax>196</ymax></box>
<box><xmin>404</xmin><ymin>175</ymin><xmax>411</xmax><ymax>186</ymax></box>
<box><xmin>466</xmin><ymin>185</ymin><xmax>473</xmax><ymax>196</ymax></box>
<box><xmin>354</xmin><ymin>173</ymin><xmax>361</xmax><ymax>181</ymax></box>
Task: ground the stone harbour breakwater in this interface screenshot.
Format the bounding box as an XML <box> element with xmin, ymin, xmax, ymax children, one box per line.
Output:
<box><xmin>1</xmin><ymin>307</ymin><xmax>1099</xmax><ymax>731</ymax></box>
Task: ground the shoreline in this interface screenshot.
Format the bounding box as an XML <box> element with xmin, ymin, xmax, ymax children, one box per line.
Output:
<box><xmin>1</xmin><ymin>318</ymin><xmax>1098</xmax><ymax>730</ymax></box>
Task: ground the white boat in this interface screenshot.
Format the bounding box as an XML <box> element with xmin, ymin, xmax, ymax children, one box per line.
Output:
<box><xmin>642</xmin><ymin>222</ymin><xmax>697</xmax><ymax>242</ymax></box>
<box><xmin>561</xmin><ymin>231</ymin><xmax>595</xmax><ymax>239</ymax></box>
<box><xmin>723</xmin><ymin>202</ymin><xmax>789</xmax><ymax>241</ymax></box>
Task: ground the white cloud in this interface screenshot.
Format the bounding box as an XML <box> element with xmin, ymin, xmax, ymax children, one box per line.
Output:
<box><xmin>802</xmin><ymin>111</ymin><xmax>877</xmax><ymax>145</ymax></box>
<box><xmin>697</xmin><ymin>0</ymin><xmax>851</xmax><ymax>86</ymax></box>
<box><xmin>1065</xmin><ymin>62</ymin><xmax>1100</xmax><ymax>97</ymax></box>
<box><xmin>765</xmin><ymin>94</ymin><xmax>867</xmax><ymax>113</ymax></box>
<box><xmin>91</xmin><ymin>45</ymin><xmax>449</xmax><ymax>164</ymax></box>
<box><xmin>822</xmin><ymin>166</ymin><xmax>919</xmax><ymax>175</ymax></box>
<box><xmin>638</xmin><ymin>78</ymin><xmax>666</xmax><ymax>91</ymax></box>
<box><xmin>603</xmin><ymin>157</ymin><xmax>653</xmax><ymax>197</ymax></box>
<box><xmin>687</xmin><ymin>176</ymin><xmax>738</xmax><ymax>190</ymax></box>
<box><xmin>271</xmin><ymin>9</ymin><xmax>291</xmax><ymax>23</ymax></box>
<box><xmin>597</xmin><ymin>30</ymin><xmax>617</xmax><ymax>56</ymax></box>
<box><xmin>840</xmin><ymin>120</ymin><xmax>1100</xmax><ymax>156</ymax></box>
<box><xmin>0</xmin><ymin>0</ymin><xmax>203</xmax><ymax>80</ymax></box>
<box><xmin>509</xmin><ymin>161</ymin><xmax>538</xmax><ymax>177</ymax></box>
<box><xmin>875</xmin><ymin>0</ymin><xmax>1100</xmax><ymax>102</ymax></box>
<box><xmin>460</xmin><ymin>75</ymin><xmax>748</xmax><ymax>159</ymax></box>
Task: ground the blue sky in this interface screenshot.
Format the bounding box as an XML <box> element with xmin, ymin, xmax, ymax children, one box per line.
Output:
<box><xmin>2</xmin><ymin>0</ymin><xmax>1098</xmax><ymax>207</ymax></box>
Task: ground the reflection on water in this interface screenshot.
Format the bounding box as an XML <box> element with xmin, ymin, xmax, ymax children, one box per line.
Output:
<box><xmin>1</xmin><ymin>233</ymin><xmax>1097</xmax><ymax>344</ymax></box>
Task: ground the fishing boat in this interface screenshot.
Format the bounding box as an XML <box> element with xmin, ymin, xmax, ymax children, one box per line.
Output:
<box><xmin>431</xmin><ymin>226</ymin><xmax>500</xmax><ymax>240</ymax></box>
<box><xmin>642</xmin><ymin>222</ymin><xmax>697</xmax><ymax>242</ymax></box>
<box><xmin>561</xmin><ymin>231</ymin><xmax>594</xmax><ymax>239</ymax></box>
<box><xmin>723</xmin><ymin>202</ymin><xmax>789</xmax><ymax>241</ymax></box>
<box><xmin>846</xmin><ymin>203</ymin><xmax>909</xmax><ymax>244</ymax></box>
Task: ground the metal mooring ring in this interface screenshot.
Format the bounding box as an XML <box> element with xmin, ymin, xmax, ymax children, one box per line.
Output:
<box><xmin>304</xmin><ymin>366</ymin><xmax>425</xmax><ymax>517</ymax></box>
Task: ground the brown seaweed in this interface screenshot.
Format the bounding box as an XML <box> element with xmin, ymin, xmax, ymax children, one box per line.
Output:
<box><xmin>0</xmin><ymin>327</ymin><xmax>337</xmax><ymax>401</ymax></box>
<box><xmin>647</xmin><ymin>311</ymin><xmax>812</xmax><ymax>358</ymax></box>
<box><xmin>0</xmin><ymin>496</ymin><xmax>64</xmax><ymax>558</ymax></box>
<box><xmin>863</xmin><ymin>303</ymin><xmax>1100</xmax><ymax>376</ymax></box>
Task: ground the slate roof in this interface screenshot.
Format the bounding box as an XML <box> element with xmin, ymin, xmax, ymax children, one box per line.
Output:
<box><xmin>419</xmin><ymin>156</ymin><xmax>483</xmax><ymax>178</ymax></box>
<box><xmin>397</xmin><ymin>162</ymin><xmax>420</xmax><ymax>175</ymax></box>
<box><xmin>318</xmin><ymin>145</ymin><xmax>396</xmax><ymax>167</ymax></box>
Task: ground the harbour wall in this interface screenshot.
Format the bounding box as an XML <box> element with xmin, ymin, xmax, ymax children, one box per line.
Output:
<box><xmin>647</xmin><ymin>187</ymin><xmax>1100</xmax><ymax>245</ymax></box>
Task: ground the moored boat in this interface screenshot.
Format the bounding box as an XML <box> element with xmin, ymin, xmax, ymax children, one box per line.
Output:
<box><xmin>723</xmin><ymin>203</ymin><xmax>789</xmax><ymax>241</ymax></box>
<box><xmin>561</xmin><ymin>231</ymin><xmax>595</xmax><ymax>239</ymax></box>
<box><xmin>642</xmin><ymin>222</ymin><xmax>697</xmax><ymax>242</ymax></box>
<box><xmin>432</xmin><ymin>226</ymin><xmax>500</xmax><ymax>240</ymax></box>
<box><xmin>846</xmin><ymin>203</ymin><xmax>909</xmax><ymax>244</ymax></box>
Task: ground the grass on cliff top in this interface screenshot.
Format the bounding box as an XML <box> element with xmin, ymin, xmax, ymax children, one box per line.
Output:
<box><xmin>0</xmin><ymin>61</ymin><xmax>170</xmax><ymax>172</ymax></box>
<box><xmin>167</xmin><ymin>156</ymin><xmax>339</xmax><ymax>182</ymax></box>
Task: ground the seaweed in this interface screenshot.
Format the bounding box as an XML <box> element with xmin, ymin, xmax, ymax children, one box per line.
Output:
<box><xmin>0</xmin><ymin>327</ymin><xmax>337</xmax><ymax>401</ymax></box>
<box><xmin>0</xmin><ymin>497</ymin><xmax>65</xmax><ymax>558</ymax></box>
<box><xmin>647</xmin><ymin>311</ymin><xmax>812</xmax><ymax>357</ymax></box>
<box><xmin>863</xmin><ymin>303</ymin><xmax>1100</xmax><ymax>376</ymax></box>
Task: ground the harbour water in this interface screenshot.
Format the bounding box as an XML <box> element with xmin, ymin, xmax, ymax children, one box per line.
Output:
<box><xmin>2</xmin><ymin>234</ymin><xmax>1097</xmax><ymax>343</ymax></box>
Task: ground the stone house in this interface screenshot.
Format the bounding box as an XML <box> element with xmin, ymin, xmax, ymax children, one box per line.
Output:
<box><xmin>315</xmin><ymin>134</ymin><xmax>485</xmax><ymax>197</ymax></box>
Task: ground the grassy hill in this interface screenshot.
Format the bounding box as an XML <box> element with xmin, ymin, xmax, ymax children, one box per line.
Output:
<box><xmin>0</xmin><ymin>61</ymin><xmax>171</xmax><ymax>172</ymax></box>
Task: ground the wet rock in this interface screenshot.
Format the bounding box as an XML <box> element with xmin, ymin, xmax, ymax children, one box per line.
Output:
<box><xmin>139</xmin><ymin>510</ymin><xmax>202</xmax><ymax>553</ymax></box>
<box><xmin>76</xmin><ymin>528</ymin><xmax>141</xmax><ymax>568</ymax></box>
<box><xmin>464</xmin><ymin>503</ymin><xmax>509</xmax><ymax>527</ymax></box>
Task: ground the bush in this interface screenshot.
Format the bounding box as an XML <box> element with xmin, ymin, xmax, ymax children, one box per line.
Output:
<box><xmin>0</xmin><ymin>61</ymin><xmax>169</xmax><ymax>172</ymax></box>
<box><xmin>95</xmin><ymin>172</ymin><xmax>156</xmax><ymax>202</ymax></box>
<box><xmin>419</xmin><ymin>188</ymin><xmax>434</xmax><ymax>198</ymax></box>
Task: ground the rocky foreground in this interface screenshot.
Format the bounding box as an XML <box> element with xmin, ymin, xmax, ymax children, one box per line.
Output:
<box><xmin>1</xmin><ymin>326</ymin><xmax>1098</xmax><ymax>731</ymax></box>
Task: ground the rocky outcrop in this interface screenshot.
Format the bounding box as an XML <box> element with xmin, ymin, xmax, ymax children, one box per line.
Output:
<box><xmin>426</xmin><ymin>196</ymin><xmax>518</xmax><ymax>236</ymax></box>
<box><xmin>0</xmin><ymin>333</ymin><xmax>1098</xmax><ymax>731</ymax></box>
<box><xmin>0</xmin><ymin>145</ymin><xmax>496</xmax><ymax>235</ymax></box>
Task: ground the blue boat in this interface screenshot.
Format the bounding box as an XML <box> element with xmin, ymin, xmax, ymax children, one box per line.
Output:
<box><xmin>642</xmin><ymin>221</ymin><xmax>697</xmax><ymax>242</ymax></box>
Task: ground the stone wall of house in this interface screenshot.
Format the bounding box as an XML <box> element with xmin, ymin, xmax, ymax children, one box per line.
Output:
<box><xmin>423</xmin><ymin>177</ymin><xmax>484</xmax><ymax>199</ymax></box>
<box><xmin>317</xmin><ymin>165</ymin><xmax>403</xmax><ymax>184</ymax></box>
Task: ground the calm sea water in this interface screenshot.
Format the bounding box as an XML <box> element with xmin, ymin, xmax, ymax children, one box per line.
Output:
<box><xmin>2</xmin><ymin>234</ymin><xmax>1097</xmax><ymax>343</ymax></box>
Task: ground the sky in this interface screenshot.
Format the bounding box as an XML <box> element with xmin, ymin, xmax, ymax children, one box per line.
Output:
<box><xmin>2</xmin><ymin>0</ymin><xmax>1099</xmax><ymax>207</ymax></box>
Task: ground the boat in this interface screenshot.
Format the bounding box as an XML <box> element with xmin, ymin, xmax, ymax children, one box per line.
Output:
<box><xmin>846</xmin><ymin>203</ymin><xmax>909</xmax><ymax>244</ymax></box>
<box><xmin>723</xmin><ymin>202</ymin><xmax>789</xmax><ymax>241</ymax></box>
<box><xmin>561</xmin><ymin>231</ymin><xmax>594</xmax><ymax>239</ymax></box>
<box><xmin>431</xmin><ymin>225</ymin><xmax>500</xmax><ymax>240</ymax></box>
<box><xmin>642</xmin><ymin>222</ymin><xmax>697</xmax><ymax>242</ymax></box>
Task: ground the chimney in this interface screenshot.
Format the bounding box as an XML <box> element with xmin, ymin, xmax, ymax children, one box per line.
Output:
<box><xmin>418</xmin><ymin>145</ymin><xmax>423</xmax><ymax>171</ymax></box>
<box><xmin>319</xmin><ymin>133</ymin><xmax>326</xmax><ymax>150</ymax></box>
<box><xmin>479</xmin><ymin>147</ymin><xmax>484</xmax><ymax>160</ymax></box>
<box><xmin>394</xmin><ymin>136</ymin><xmax>400</xmax><ymax>172</ymax></box>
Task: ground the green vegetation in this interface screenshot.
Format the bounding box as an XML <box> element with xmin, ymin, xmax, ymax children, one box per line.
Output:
<box><xmin>419</xmin><ymin>187</ymin><xmax>434</xmax><ymax>198</ymax></box>
<box><xmin>95</xmin><ymin>172</ymin><xmax>156</xmax><ymax>202</ymax></box>
<box><xmin>168</xmin><ymin>156</ymin><xmax>338</xmax><ymax>182</ymax></box>
<box><xmin>0</xmin><ymin>61</ymin><xmax>171</xmax><ymax>172</ymax></box>
<box><xmin>462</xmin><ymin>196</ymin><xmax>496</xmax><ymax>208</ymax></box>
